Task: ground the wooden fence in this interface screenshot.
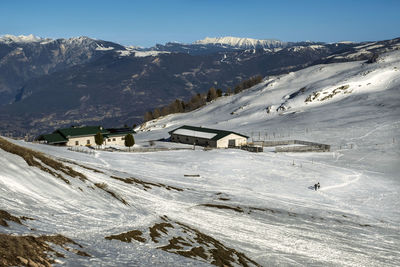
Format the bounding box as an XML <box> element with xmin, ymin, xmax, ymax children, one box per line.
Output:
<box><xmin>252</xmin><ymin>140</ymin><xmax>330</xmax><ymax>152</ymax></box>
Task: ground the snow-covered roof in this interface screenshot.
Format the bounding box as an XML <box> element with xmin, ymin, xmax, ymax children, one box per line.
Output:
<box><xmin>173</xmin><ymin>129</ymin><xmax>217</xmax><ymax>139</ymax></box>
<box><xmin>169</xmin><ymin>125</ymin><xmax>248</xmax><ymax>140</ymax></box>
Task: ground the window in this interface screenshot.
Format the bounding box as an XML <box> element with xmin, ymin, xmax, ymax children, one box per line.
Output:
<box><xmin>121</xmin><ymin>137</ymin><xmax>125</xmax><ymax>140</ymax></box>
<box><xmin>75</xmin><ymin>141</ymin><xmax>79</xmax><ymax>146</ymax></box>
<box><xmin>108</xmin><ymin>139</ymin><xmax>111</xmax><ymax>142</ymax></box>
<box><xmin>112</xmin><ymin>138</ymin><xmax>116</xmax><ymax>141</ymax></box>
<box><xmin>87</xmin><ymin>140</ymin><xmax>90</xmax><ymax>144</ymax></box>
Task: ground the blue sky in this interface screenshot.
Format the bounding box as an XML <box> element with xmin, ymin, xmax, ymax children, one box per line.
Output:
<box><xmin>1</xmin><ymin>0</ymin><xmax>399</xmax><ymax>47</ymax></box>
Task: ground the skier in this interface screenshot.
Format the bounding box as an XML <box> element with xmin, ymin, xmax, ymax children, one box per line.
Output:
<box><xmin>317</xmin><ymin>182</ymin><xmax>320</xmax><ymax>189</ymax></box>
<box><xmin>314</xmin><ymin>183</ymin><xmax>318</xmax><ymax>191</ymax></box>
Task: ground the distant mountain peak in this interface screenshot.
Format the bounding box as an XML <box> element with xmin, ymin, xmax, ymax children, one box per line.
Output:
<box><xmin>194</xmin><ymin>36</ymin><xmax>286</xmax><ymax>48</ymax></box>
<box><xmin>0</xmin><ymin>34</ymin><xmax>101</xmax><ymax>46</ymax></box>
<box><xmin>0</xmin><ymin>34</ymin><xmax>46</xmax><ymax>43</ymax></box>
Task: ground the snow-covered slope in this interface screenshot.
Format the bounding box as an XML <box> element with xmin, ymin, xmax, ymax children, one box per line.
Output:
<box><xmin>1</xmin><ymin>51</ymin><xmax>400</xmax><ymax>266</ymax></box>
<box><xmin>194</xmin><ymin>36</ymin><xmax>286</xmax><ymax>49</ymax></box>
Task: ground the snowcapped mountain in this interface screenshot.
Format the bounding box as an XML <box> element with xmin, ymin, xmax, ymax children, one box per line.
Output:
<box><xmin>0</xmin><ymin>35</ymin><xmax>125</xmax><ymax>105</ymax></box>
<box><xmin>1</xmin><ymin>50</ymin><xmax>399</xmax><ymax>266</ymax></box>
<box><xmin>0</xmin><ymin>34</ymin><xmax>48</xmax><ymax>43</ymax></box>
<box><xmin>194</xmin><ymin>36</ymin><xmax>287</xmax><ymax>49</ymax></box>
<box><xmin>1</xmin><ymin>35</ymin><xmax>399</xmax><ymax>138</ymax></box>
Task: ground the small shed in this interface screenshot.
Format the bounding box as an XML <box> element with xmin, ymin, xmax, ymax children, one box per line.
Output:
<box><xmin>169</xmin><ymin>125</ymin><xmax>248</xmax><ymax>148</ymax></box>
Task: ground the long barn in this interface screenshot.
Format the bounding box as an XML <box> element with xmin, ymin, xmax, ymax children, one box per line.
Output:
<box><xmin>37</xmin><ymin>126</ymin><xmax>134</xmax><ymax>147</ymax></box>
<box><xmin>169</xmin><ymin>125</ymin><xmax>248</xmax><ymax>148</ymax></box>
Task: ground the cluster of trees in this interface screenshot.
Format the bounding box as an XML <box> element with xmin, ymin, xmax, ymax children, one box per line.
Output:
<box><xmin>233</xmin><ymin>75</ymin><xmax>263</xmax><ymax>94</ymax></box>
<box><xmin>143</xmin><ymin>75</ymin><xmax>263</xmax><ymax>122</ymax></box>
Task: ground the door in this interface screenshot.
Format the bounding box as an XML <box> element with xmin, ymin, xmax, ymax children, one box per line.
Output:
<box><xmin>228</xmin><ymin>139</ymin><xmax>236</xmax><ymax>148</ymax></box>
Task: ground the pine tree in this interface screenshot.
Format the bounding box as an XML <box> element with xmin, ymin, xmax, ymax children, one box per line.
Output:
<box><xmin>180</xmin><ymin>100</ymin><xmax>186</xmax><ymax>112</ymax></box>
<box><xmin>188</xmin><ymin>94</ymin><xmax>202</xmax><ymax>110</ymax></box>
<box><xmin>207</xmin><ymin>87</ymin><xmax>217</xmax><ymax>102</ymax></box>
<box><xmin>216</xmin><ymin>88</ymin><xmax>222</xmax><ymax>97</ymax></box>
<box><xmin>144</xmin><ymin>111</ymin><xmax>153</xmax><ymax>122</ymax></box>
<box><xmin>153</xmin><ymin>108</ymin><xmax>161</xmax><ymax>119</ymax></box>
<box><xmin>160</xmin><ymin>106</ymin><xmax>170</xmax><ymax>116</ymax></box>
<box><xmin>124</xmin><ymin>133</ymin><xmax>135</xmax><ymax>152</ymax></box>
<box><xmin>94</xmin><ymin>132</ymin><xmax>104</xmax><ymax>149</ymax></box>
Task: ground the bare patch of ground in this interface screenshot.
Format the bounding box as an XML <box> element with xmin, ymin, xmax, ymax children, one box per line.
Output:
<box><xmin>199</xmin><ymin>204</ymin><xmax>244</xmax><ymax>213</ymax></box>
<box><xmin>105</xmin><ymin>216</ymin><xmax>260</xmax><ymax>267</ymax></box>
<box><xmin>110</xmin><ymin>175</ymin><xmax>183</xmax><ymax>192</ymax></box>
<box><xmin>94</xmin><ymin>182</ymin><xmax>128</xmax><ymax>205</ymax></box>
<box><xmin>0</xmin><ymin>209</ymin><xmax>36</xmax><ymax>228</ymax></box>
<box><xmin>149</xmin><ymin>222</ymin><xmax>174</xmax><ymax>243</ymax></box>
<box><xmin>0</xmin><ymin>137</ymin><xmax>86</xmax><ymax>184</ymax></box>
<box><xmin>105</xmin><ymin>230</ymin><xmax>146</xmax><ymax>243</ymax></box>
<box><xmin>0</xmin><ymin>210</ymin><xmax>23</xmax><ymax>227</ymax></box>
<box><xmin>0</xmin><ymin>233</ymin><xmax>90</xmax><ymax>267</ymax></box>
<box><xmin>60</xmin><ymin>159</ymin><xmax>104</xmax><ymax>174</ymax></box>
<box><xmin>305</xmin><ymin>84</ymin><xmax>351</xmax><ymax>103</ymax></box>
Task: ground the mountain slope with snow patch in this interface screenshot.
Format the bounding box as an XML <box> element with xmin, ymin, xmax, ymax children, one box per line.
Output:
<box><xmin>194</xmin><ymin>36</ymin><xmax>286</xmax><ymax>49</ymax></box>
<box><xmin>1</xmin><ymin>50</ymin><xmax>399</xmax><ymax>266</ymax></box>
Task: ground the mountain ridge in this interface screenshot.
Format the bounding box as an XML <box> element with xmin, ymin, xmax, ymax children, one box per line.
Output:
<box><xmin>194</xmin><ymin>36</ymin><xmax>287</xmax><ymax>49</ymax></box>
<box><xmin>0</xmin><ymin>35</ymin><xmax>399</xmax><ymax>137</ymax></box>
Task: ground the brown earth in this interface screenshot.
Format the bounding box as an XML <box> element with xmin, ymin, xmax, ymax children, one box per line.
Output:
<box><xmin>94</xmin><ymin>182</ymin><xmax>128</xmax><ymax>205</ymax></box>
<box><xmin>0</xmin><ymin>137</ymin><xmax>86</xmax><ymax>184</ymax></box>
<box><xmin>110</xmin><ymin>175</ymin><xmax>183</xmax><ymax>192</ymax></box>
<box><xmin>0</xmin><ymin>210</ymin><xmax>23</xmax><ymax>227</ymax></box>
<box><xmin>0</xmin><ymin>233</ymin><xmax>90</xmax><ymax>267</ymax></box>
<box><xmin>105</xmin><ymin>217</ymin><xmax>261</xmax><ymax>267</ymax></box>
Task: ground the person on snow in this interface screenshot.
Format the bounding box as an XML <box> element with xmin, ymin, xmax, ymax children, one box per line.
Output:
<box><xmin>314</xmin><ymin>183</ymin><xmax>318</xmax><ymax>191</ymax></box>
<box><xmin>317</xmin><ymin>182</ymin><xmax>320</xmax><ymax>189</ymax></box>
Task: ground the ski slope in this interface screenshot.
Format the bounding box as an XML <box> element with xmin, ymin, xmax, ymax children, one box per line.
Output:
<box><xmin>1</xmin><ymin>51</ymin><xmax>400</xmax><ymax>266</ymax></box>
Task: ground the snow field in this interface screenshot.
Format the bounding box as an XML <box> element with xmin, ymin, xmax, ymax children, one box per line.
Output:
<box><xmin>2</xmin><ymin>138</ymin><xmax>400</xmax><ymax>266</ymax></box>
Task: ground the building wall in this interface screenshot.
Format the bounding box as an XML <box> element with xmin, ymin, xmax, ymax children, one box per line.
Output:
<box><xmin>216</xmin><ymin>134</ymin><xmax>247</xmax><ymax>148</ymax></box>
<box><xmin>66</xmin><ymin>135</ymin><xmax>127</xmax><ymax>147</ymax></box>
<box><xmin>170</xmin><ymin>134</ymin><xmax>217</xmax><ymax>147</ymax></box>
<box><xmin>170</xmin><ymin>133</ymin><xmax>247</xmax><ymax>148</ymax></box>
<box><xmin>104</xmin><ymin>135</ymin><xmax>126</xmax><ymax>146</ymax></box>
<box><xmin>66</xmin><ymin>136</ymin><xmax>96</xmax><ymax>146</ymax></box>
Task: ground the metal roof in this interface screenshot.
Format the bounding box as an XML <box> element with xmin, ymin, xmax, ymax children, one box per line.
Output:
<box><xmin>56</xmin><ymin>126</ymin><xmax>108</xmax><ymax>138</ymax></box>
<box><xmin>37</xmin><ymin>126</ymin><xmax>135</xmax><ymax>144</ymax></box>
<box><xmin>38</xmin><ymin>133</ymin><xmax>67</xmax><ymax>144</ymax></box>
<box><xmin>169</xmin><ymin>125</ymin><xmax>248</xmax><ymax>141</ymax></box>
<box><xmin>104</xmin><ymin>128</ymin><xmax>135</xmax><ymax>137</ymax></box>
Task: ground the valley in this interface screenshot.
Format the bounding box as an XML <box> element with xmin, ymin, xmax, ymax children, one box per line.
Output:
<box><xmin>1</xmin><ymin>35</ymin><xmax>399</xmax><ymax>137</ymax></box>
<box><xmin>1</xmin><ymin>48</ymin><xmax>399</xmax><ymax>266</ymax></box>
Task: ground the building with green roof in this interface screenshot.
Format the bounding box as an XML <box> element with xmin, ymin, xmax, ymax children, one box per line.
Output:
<box><xmin>169</xmin><ymin>125</ymin><xmax>248</xmax><ymax>148</ymax></box>
<box><xmin>37</xmin><ymin>126</ymin><xmax>134</xmax><ymax>147</ymax></box>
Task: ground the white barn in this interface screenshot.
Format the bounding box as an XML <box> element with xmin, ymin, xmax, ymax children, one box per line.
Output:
<box><xmin>169</xmin><ymin>125</ymin><xmax>248</xmax><ymax>148</ymax></box>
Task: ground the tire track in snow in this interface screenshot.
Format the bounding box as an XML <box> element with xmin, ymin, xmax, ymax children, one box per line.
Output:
<box><xmin>350</xmin><ymin>121</ymin><xmax>400</xmax><ymax>141</ymax></box>
<box><xmin>319</xmin><ymin>171</ymin><xmax>361</xmax><ymax>191</ymax></box>
<box><xmin>94</xmin><ymin>151</ymin><xmax>111</xmax><ymax>169</ymax></box>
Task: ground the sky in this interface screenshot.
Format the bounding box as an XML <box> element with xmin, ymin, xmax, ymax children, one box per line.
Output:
<box><xmin>1</xmin><ymin>0</ymin><xmax>399</xmax><ymax>47</ymax></box>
